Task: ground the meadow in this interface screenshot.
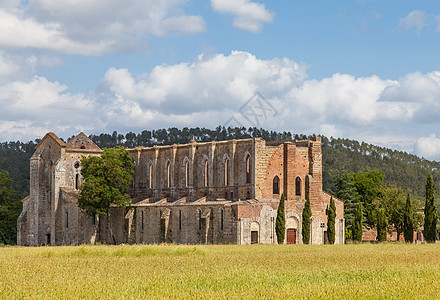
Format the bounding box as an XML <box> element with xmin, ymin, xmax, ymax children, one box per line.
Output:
<box><xmin>1</xmin><ymin>243</ymin><xmax>440</xmax><ymax>299</ymax></box>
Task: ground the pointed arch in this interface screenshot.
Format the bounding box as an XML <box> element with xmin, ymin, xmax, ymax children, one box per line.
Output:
<box><xmin>305</xmin><ymin>175</ymin><xmax>310</xmax><ymax>199</ymax></box>
<box><xmin>166</xmin><ymin>160</ymin><xmax>171</xmax><ymax>188</ymax></box>
<box><xmin>148</xmin><ymin>161</ymin><xmax>153</xmax><ymax>189</ymax></box>
<box><xmin>295</xmin><ymin>176</ymin><xmax>301</xmax><ymax>196</ymax></box>
<box><xmin>245</xmin><ymin>153</ymin><xmax>251</xmax><ymax>184</ymax></box>
<box><xmin>202</xmin><ymin>155</ymin><xmax>209</xmax><ymax>187</ymax></box>
<box><xmin>183</xmin><ymin>157</ymin><xmax>190</xmax><ymax>188</ymax></box>
<box><xmin>223</xmin><ymin>154</ymin><xmax>230</xmax><ymax>186</ymax></box>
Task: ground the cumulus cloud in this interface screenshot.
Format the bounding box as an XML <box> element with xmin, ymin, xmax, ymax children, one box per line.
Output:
<box><xmin>211</xmin><ymin>0</ymin><xmax>274</xmax><ymax>32</ymax></box>
<box><xmin>415</xmin><ymin>134</ymin><xmax>440</xmax><ymax>160</ymax></box>
<box><xmin>2</xmin><ymin>50</ymin><xmax>440</xmax><ymax>160</ymax></box>
<box><xmin>100</xmin><ymin>51</ymin><xmax>307</xmax><ymax>114</ymax></box>
<box><xmin>0</xmin><ymin>0</ymin><xmax>206</xmax><ymax>54</ymax></box>
<box><xmin>398</xmin><ymin>10</ymin><xmax>434</xmax><ymax>34</ymax></box>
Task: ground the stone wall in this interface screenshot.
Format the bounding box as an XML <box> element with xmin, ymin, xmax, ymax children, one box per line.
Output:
<box><xmin>17</xmin><ymin>132</ymin><xmax>345</xmax><ymax>246</ymax></box>
<box><xmin>133</xmin><ymin>199</ymin><xmax>238</xmax><ymax>244</ymax></box>
<box><xmin>128</xmin><ymin>139</ymin><xmax>255</xmax><ymax>202</ymax></box>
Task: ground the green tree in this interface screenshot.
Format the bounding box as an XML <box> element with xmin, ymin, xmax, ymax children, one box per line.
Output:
<box><xmin>351</xmin><ymin>170</ymin><xmax>385</xmax><ymax>228</ymax></box>
<box><xmin>302</xmin><ymin>196</ymin><xmax>311</xmax><ymax>244</ymax></box>
<box><xmin>0</xmin><ymin>170</ymin><xmax>22</xmax><ymax>244</ymax></box>
<box><xmin>403</xmin><ymin>193</ymin><xmax>413</xmax><ymax>243</ymax></box>
<box><xmin>377</xmin><ymin>185</ymin><xmax>406</xmax><ymax>241</ymax></box>
<box><xmin>79</xmin><ymin>147</ymin><xmax>134</xmax><ymax>216</ymax></box>
<box><xmin>275</xmin><ymin>194</ymin><xmax>286</xmax><ymax>244</ymax></box>
<box><xmin>376</xmin><ymin>208</ymin><xmax>387</xmax><ymax>242</ymax></box>
<box><xmin>353</xmin><ymin>202</ymin><xmax>363</xmax><ymax>242</ymax></box>
<box><xmin>326</xmin><ymin>197</ymin><xmax>336</xmax><ymax>244</ymax></box>
<box><xmin>424</xmin><ymin>174</ymin><xmax>437</xmax><ymax>243</ymax></box>
<box><xmin>334</xmin><ymin>172</ymin><xmax>357</xmax><ymax>240</ymax></box>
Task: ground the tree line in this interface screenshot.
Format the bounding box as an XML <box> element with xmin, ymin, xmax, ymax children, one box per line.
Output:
<box><xmin>2</xmin><ymin>126</ymin><xmax>440</xmax><ymax>244</ymax></box>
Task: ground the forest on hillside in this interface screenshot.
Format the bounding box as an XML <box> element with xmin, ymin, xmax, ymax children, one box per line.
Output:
<box><xmin>1</xmin><ymin>126</ymin><xmax>439</xmax><ymax>200</ymax></box>
<box><xmin>1</xmin><ymin>126</ymin><xmax>440</xmax><ymax>244</ymax></box>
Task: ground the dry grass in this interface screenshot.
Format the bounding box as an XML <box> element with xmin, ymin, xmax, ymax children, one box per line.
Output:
<box><xmin>1</xmin><ymin>243</ymin><xmax>439</xmax><ymax>299</ymax></box>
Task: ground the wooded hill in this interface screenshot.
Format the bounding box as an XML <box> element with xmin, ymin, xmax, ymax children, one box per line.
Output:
<box><xmin>1</xmin><ymin>127</ymin><xmax>439</xmax><ymax>200</ymax></box>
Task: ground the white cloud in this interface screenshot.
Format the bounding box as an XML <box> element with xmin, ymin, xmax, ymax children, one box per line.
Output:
<box><xmin>398</xmin><ymin>10</ymin><xmax>429</xmax><ymax>33</ymax></box>
<box><xmin>0</xmin><ymin>0</ymin><xmax>206</xmax><ymax>55</ymax></box>
<box><xmin>415</xmin><ymin>134</ymin><xmax>440</xmax><ymax>160</ymax></box>
<box><xmin>0</xmin><ymin>120</ymin><xmax>49</xmax><ymax>142</ymax></box>
<box><xmin>211</xmin><ymin>0</ymin><xmax>274</xmax><ymax>33</ymax></box>
<box><xmin>100</xmin><ymin>51</ymin><xmax>307</xmax><ymax>112</ymax></box>
<box><xmin>2</xmin><ymin>50</ymin><xmax>440</xmax><ymax>160</ymax></box>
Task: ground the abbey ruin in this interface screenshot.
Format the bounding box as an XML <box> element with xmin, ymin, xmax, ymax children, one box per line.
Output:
<box><xmin>17</xmin><ymin>132</ymin><xmax>344</xmax><ymax>246</ymax></box>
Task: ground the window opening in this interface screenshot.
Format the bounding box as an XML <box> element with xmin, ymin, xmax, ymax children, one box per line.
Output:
<box><xmin>296</xmin><ymin>177</ymin><xmax>301</xmax><ymax>196</ymax></box>
<box><xmin>246</xmin><ymin>155</ymin><xmax>251</xmax><ymax>184</ymax></box>
<box><xmin>273</xmin><ymin>176</ymin><xmax>280</xmax><ymax>194</ymax></box>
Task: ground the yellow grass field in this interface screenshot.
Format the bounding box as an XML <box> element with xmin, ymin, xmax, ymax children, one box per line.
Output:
<box><xmin>1</xmin><ymin>243</ymin><xmax>440</xmax><ymax>299</ymax></box>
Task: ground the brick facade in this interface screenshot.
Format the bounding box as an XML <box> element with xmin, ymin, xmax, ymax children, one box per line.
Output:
<box><xmin>17</xmin><ymin>132</ymin><xmax>344</xmax><ymax>246</ymax></box>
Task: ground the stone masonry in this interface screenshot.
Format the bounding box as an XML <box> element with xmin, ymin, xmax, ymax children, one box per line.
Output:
<box><xmin>17</xmin><ymin>132</ymin><xmax>344</xmax><ymax>246</ymax></box>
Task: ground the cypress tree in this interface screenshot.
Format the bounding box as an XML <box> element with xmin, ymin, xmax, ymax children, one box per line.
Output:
<box><xmin>376</xmin><ymin>209</ymin><xmax>387</xmax><ymax>242</ymax></box>
<box><xmin>275</xmin><ymin>194</ymin><xmax>286</xmax><ymax>244</ymax></box>
<box><xmin>353</xmin><ymin>202</ymin><xmax>363</xmax><ymax>242</ymax></box>
<box><xmin>403</xmin><ymin>193</ymin><xmax>413</xmax><ymax>243</ymax></box>
<box><xmin>424</xmin><ymin>174</ymin><xmax>437</xmax><ymax>243</ymax></box>
<box><xmin>302</xmin><ymin>196</ymin><xmax>311</xmax><ymax>244</ymax></box>
<box><xmin>326</xmin><ymin>197</ymin><xmax>336</xmax><ymax>244</ymax></box>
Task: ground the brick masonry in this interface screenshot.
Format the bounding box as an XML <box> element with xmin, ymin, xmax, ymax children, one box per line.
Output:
<box><xmin>17</xmin><ymin>132</ymin><xmax>344</xmax><ymax>245</ymax></box>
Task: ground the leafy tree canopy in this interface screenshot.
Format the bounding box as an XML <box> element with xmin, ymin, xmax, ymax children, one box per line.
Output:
<box><xmin>78</xmin><ymin>147</ymin><xmax>134</xmax><ymax>216</ymax></box>
<box><xmin>0</xmin><ymin>170</ymin><xmax>22</xmax><ymax>244</ymax></box>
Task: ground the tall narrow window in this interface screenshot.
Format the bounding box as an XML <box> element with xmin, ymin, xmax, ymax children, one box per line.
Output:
<box><xmin>296</xmin><ymin>177</ymin><xmax>301</xmax><ymax>196</ymax></box>
<box><xmin>141</xmin><ymin>211</ymin><xmax>144</xmax><ymax>230</ymax></box>
<box><xmin>273</xmin><ymin>176</ymin><xmax>280</xmax><ymax>194</ymax></box>
<box><xmin>75</xmin><ymin>173</ymin><xmax>79</xmax><ymax>190</ymax></box>
<box><xmin>198</xmin><ymin>209</ymin><xmax>202</xmax><ymax>230</ymax></box>
<box><xmin>166</xmin><ymin>161</ymin><xmax>171</xmax><ymax>188</ymax></box>
<box><xmin>246</xmin><ymin>155</ymin><xmax>251</xmax><ymax>184</ymax></box>
<box><xmin>185</xmin><ymin>161</ymin><xmax>189</xmax><ymax>187</ymax></box>
<box><xmin>179</xmin><ymin>210</ymin><xmax>182</xmax><ymax>231</ymax></box>
<box><xmin>204</xmin><ymin>160</ymin><xmax>209</xmax><ymax>187</ymax></box>
<box><xmin>220</xmin><ymin>208</ymin><xmax>224</xmax><ymax>231</ymax></box>
<box><xmin>305</xmin><ymin>176</ymin><xmax>310</xmax><ymax>199</ymax></box>
<box><xmin>65</xmin><ymin>211</ymin><xmax>69</xmax><ymax>229</ymax></box>
<box><xmin>149</xmin><ymin>163</ymin><xmax>153</xmax><ymax>189</ymax></box>
<box><xmin>224</xmin><ymin>158</ymin><xmax>229</xmax><ymax>186</ymax></box>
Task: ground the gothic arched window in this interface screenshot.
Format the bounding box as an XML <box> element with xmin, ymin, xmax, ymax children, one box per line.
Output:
<box><xmin>203</xmin><ymin>160</ymin><xmax>209</xmax><ymax>187</ymax></box>
<box><xmin>246</xmin><ymin>154</ymin><xmax>251</xmax><ymax>184</ymax></box>
<box><xmin>305</xmin><ymin>176</ymin><xmax>310</xmax><ymax>199</ymax></box>
<box><xmin>185</xmin><ymin>160</ymin><xmax>189</xmax><ymax>187</ymax></box>
<box><xmin>224</xmin><ymin>158</ymin><xmax>230</xmax><ymax>186</ymax></box>
<box><xmin>273</xmin><ymin>176</ymin><xmax>280</xmax><ymax>194</ymax></box>
<box><xmin>296</xmin><ymin>176</ymin><xmax>301</xmax><ymax>196</ymax></box>
<box><xmin>149</xmin><ymin>163</ymin><xmax>153</xmax><ymax>189</ymax></box>
<box><xmin>166</xmin><ymin>161</ymin><xmax>171</xmax><ymax>188</ymax></box>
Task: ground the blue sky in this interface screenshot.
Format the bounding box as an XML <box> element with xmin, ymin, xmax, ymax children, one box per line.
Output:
<box><xmin>1</xmin><ymin>0</ymin><xmax>440</xmax><ymax>159</ymax></box>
